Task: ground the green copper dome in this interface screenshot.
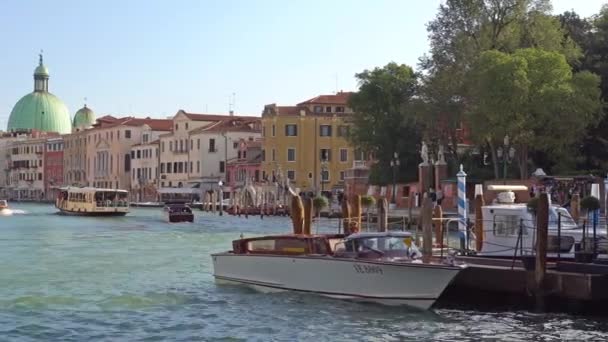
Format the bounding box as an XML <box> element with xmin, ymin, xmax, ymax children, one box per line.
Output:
<box><xmin>8</xmin><ymin>92</ymin><xmax>71</xmax><ymax>134</ymax></box>
<box><xmin>73</xmin><ymin>104</ymin><xmax>96</xmax><ymax>130</ymax></box>
<box><xmin>7</xmin><ymin>54</ymin><xmax>72</xmax><ymax>134</ymax></box>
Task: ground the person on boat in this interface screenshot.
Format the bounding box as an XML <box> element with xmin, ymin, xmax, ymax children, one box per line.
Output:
<box><xmin>346</xmin><ymin>221</ymin><xmax>360</xmax><ymax>235</ymax></box>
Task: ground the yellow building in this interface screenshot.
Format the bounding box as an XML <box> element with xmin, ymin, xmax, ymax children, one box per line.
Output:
<box><xmin>261</xmin><ymin>91</ymin><xmax>365</xmax><ymax>193</ymax></box>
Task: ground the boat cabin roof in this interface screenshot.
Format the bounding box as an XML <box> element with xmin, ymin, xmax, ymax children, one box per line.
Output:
<box><xmin>346</xmin><ymin>231</ymin><xmax>413</xmax><ymax>240</ymax></box>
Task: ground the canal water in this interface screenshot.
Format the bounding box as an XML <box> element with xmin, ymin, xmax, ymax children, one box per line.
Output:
<box><xmin>1</xmin><ymin>204</ymin><xmax>608</xmax><ymax>341</ymax></box>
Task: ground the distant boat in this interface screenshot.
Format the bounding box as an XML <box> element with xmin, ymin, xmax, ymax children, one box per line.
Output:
<box><xmin>164</xmin><ymin>202</ymin><xmax>194</xmax><ymax>223</ymax></box>
<box><xmin>55</xmin><ymin>187</ymin><xmax>129</xmax><ymax>216</ymax></box>
<box><xmin>0</xmin><ymin>200</ymin><xmax>8</xmax><ymax>210</ymax></box>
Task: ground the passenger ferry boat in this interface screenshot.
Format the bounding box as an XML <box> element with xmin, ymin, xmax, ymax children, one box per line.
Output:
<box><xmin>212</xmin><ymin>231</ymin><xmax>465</xmax><ymax>310</ymax></box>
<box><xmin>55</xmin><ymin>187</ymin><xmax>130</xmax><ymax>216</ymax></box>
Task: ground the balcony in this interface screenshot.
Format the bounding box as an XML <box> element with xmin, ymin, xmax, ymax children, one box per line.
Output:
<box><xmin>352</xmin><ymin>160</ymin><xmax>368</xmax><ymax>169</ymax></box>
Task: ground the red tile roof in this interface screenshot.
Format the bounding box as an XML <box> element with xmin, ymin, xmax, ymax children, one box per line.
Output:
<box><xmin>188</xmin><ymin>117</ymin><xmax>261</xmax><ymax>134</ymax></box>
<box><xmin>92</xmin><ymin>117</ymin><xmax>172</xmax><ymax>131</ymax></box>
<box><xmin>297</xmin><ymin>91</ymin><xmax>353</xmax><ymax>105</ymax></box>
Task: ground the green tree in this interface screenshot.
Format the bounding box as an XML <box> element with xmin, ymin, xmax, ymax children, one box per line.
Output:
<box><xmin>467</xmin><ymin>48</ymin><xmax>602</xmax><ymax>178</ymax></box>
<box><xmin>419</xmin><ymin>0</ymin><xmax>581</xmax><ymax>175</ymax></box>
<box><xmin>348</xmin><ymin>62</ymin><xmax>421</xmax><ymax>184</ymax></box>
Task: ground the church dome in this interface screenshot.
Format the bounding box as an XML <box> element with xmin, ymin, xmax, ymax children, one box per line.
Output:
<box><xmin>73</xmin><ymin>104</ymin><xmax>96</xmax><ymax>130</ymax></box>
<box><xmin>6</xmin><ymin>54</ymin><xmax>71</xmax><ymax>134</ymax></box>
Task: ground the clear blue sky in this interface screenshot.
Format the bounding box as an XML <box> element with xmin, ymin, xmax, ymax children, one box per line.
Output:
<box><xmin>0</xmin><ymin>0</ymin><xmax>604</xmax><ymax>129</ymax></box>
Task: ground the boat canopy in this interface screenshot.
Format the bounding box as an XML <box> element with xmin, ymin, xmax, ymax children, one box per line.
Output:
<box><xmin>59</xmin><ymin>186</ymin><xmax>128</xmax><ymax>194</ymax></box>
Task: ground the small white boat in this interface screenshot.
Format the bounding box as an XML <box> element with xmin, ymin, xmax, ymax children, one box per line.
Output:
<box><xmin>212</xmin><ymin>231</ymin><xmax>464</xmax><ymax>310</ymax></box>
<box><xmin>0</xmin><ymin>200</ymin><xmax>8</xmax><ymax>210</ymax></box>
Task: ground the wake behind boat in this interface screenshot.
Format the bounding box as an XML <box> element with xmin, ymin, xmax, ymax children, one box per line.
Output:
<box><xmin>55</xmin><ymin>187</ymin><xmax>130</xmax><ymax>216</ymax></box>
<box><xmin>212</xmin><ymin>231</ymin><xmax>464</xmax><ymax>310</ymax></box>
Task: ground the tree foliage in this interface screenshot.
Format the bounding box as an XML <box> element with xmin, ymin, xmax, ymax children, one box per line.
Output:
<box><xmin>467</xmin><ymin>48</ymin><xmax>602</xmax><ymax>177</ymax></box>
<box><xmin>348</xmin><ymin>62</ymin><xmax>421</xmax><ymax>184</ymax></box>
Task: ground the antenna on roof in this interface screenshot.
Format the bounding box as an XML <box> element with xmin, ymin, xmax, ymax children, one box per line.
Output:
<box><xmin>229</xmin><ymin>92</ymin><xmax>236</xmax><ymax>116</ymax></box>
<box><xmin>335</xmin><ymin>73</ymin><xmax>338</xmax><ymax>94</ymax></box>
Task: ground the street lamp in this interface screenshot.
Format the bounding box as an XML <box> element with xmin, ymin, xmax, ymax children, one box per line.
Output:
<box><xmin>390</xmin><ymin>152</ymin><xmax>400</xmax><ymax>204</ymax></box>
<box><xmin>496</xmin><ymin>135</ymin><xmax>515</xmax><ymax>184</ymax></box>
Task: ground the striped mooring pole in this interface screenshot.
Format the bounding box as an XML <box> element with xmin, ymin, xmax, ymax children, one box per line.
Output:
<box><xmin>457</xmin><ymin>164</ymin><xmax>468</xmax><ymax>248</ymax></box>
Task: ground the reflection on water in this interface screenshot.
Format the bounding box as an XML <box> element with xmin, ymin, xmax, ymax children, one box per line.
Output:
<box><xmin>1</xmin><ymin>203</ymin><xmax>608</xmax><ymax>341</ymax></box>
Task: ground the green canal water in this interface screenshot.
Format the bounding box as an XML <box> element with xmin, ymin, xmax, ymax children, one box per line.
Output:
<box><xmin>0</xmin><ymin>203</ymin><xmax>607</xmax><ymax>341</ymax></box>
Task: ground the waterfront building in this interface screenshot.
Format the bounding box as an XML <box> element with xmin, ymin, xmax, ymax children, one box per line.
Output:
<box><xmin>0</xmin><ymin>131</ymin><xmax>32</xmax><ymax>198</ymax></box>
<box><xmin>226</xmin><ymin>138</ymin><xmax>263</xmax><ymax>190</ymax></box>
<box><xmin>63</xmin><ymin>128</ymin><xmax>88</xmax><ymax>187</ymax></box>
<box><xmin>261</xmin><ymin>91</ymin><xmax>365</xmax><ymax>193</ymax></box>
<box><xmin>157</xmin><ymin>110</ymin><xmax>261</xmax><ymax>196</ymax></box>
<box><xmin>130</xmin><ymin>140</ymin><xmax>160</xmax><ymax>202</ymax></box>
<box><xmin>7</xmin><ymin>54</ymin><xmax>71</xmax><ymax>134</ymax></box>
<box><xmin>9</xmin><ymin>135</ymin><xmax>55</xmax><ymax>200</ymax></box>
<box><xmin>82</xmin><ymin>116</ymin><xmax>172</xmax><ymax>190</ymax></box>
<box><xmin>187</xmin><ymin>117</ymin><xmax>261</xmax><ymax>194</ymax></box>
<box><xmin>44</xmin><ymin>137</ymin><xmax>64</xmax><ymax>201</ymax></box>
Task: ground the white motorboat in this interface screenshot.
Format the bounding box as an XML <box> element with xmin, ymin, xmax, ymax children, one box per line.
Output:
<box><xmin>212</xmin><ymin>231</ymin><xmax>465</xmax><ymax>310</ymax></box>
<box><xmin>472</xmin><ymin>185</ymin><xmax>607</xmax><ymax>259</ymax></box>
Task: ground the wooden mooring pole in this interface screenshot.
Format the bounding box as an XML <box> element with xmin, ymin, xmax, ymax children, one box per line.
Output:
<box><xmin>303</xmin><ymin>197</ymin><xmax>313</xmax><ymax>235</ymax></box>
<box><xmin>351</xmin><ymin>195</ymin><xmax>362</xmax><ymax>233</ymax></box>
<box><xmin>433</xmin><ymin>204</ymin><xmax>443</xmax><ymax>247</ymax></box>
<box><xmin>534</xmin><ymin>192</ymin><xmax>549</xmax><ymax>311</ymax></box>
<box><xmin>378</xmin><ymin>197</ymin><xmax>388</xmax><ymax>232</ymax></box>
<box><xmin>422</xmin><ymin>195</ymin><xmax>433</xmax><ymax>263</ymax></box>
<box><xmin>291</xmin><ymin>195</ymin><xmax>304</xmax><ymax>234</ymax></box>
<box><xmin>342</xmin><ymin>195</ymin><xmax>351</xmax><ymax>234</ymax></box>
<box><xmin>570</xmin><ymin>193</ymin><xmax>580</xmax><ymax>224</ymax></box>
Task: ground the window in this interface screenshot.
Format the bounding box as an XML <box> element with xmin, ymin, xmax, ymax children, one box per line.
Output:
<box><xmin>185</xmin><ymin>123</ymin><xmax>189</xmax><ymax>130</ymax></box>
<box><xmin>272</xmin><ymin>124</ymin><xmax>276</xmax><ymax>137</ymax></box>
<box><xmin>321</xmin><ymin>169</ymin><xmax>330</xmax><ymax>182</ymax></box>
<box><xmin>161</xmin><ymin>163</ymin><xmax>165</xmax><ymax>173</ymax></box>
<box><xmin>167</xmin><ymin>163</ymin><xmax>172</xmax><ymax>173</ymax></box>
<box><xmin>255</xmin><ymin>170</ymin><xmax>260</xmax><ymax>182</ymax></box>
<box><xmin>272</xmin><ymin>149</ymin><xmax>276</xmax><ymax>161</ymax></box>
<box><xmin>354</xmin><ymin>148</ymin><xmax>365</xmax><ymax>161</ymax></box>
<box><xmin>340</xmin><ymin>148</ymin><xmax>348</xmax><ymax>162</ymax></box>
<box><xmin>320</xmin><ymin>149</ymin><xmax>331</xmax><ymax>162</ymax></box>
<box><xmin>493</xmin><ymin>215</ymin><xmax>524</xmax><ymax>236</ymax></box>
<box><xmin>209</xmin><ymin>139</ymin><xmax>216</xmax><ymax>152</ymax></box>
<box><xmin>190</xmin><ymin>139</ymin><xmax>193</xmax><ymax>150</ymax></box>
<box><xmin>175</xmin><ymin>123</ymin><xmax>178</xmax><ymax>130</ymax></box>
<box><xmin>263</xmin><ymin>126</ymin><xmax>266</xmax><ymax>137</ymax></box>
<box><xmin>338</xmin><ymin>125</ymin><xmax>350</xmax><ymax>137</ymax></box>
<box><xmin>314</xmin><ymin>106</ymin><xmax>323</xmax><ymax>113</ymax></box>
<box><xmin>261</xmin><ymin>149</ymin><xmax>265</xmax><ymax>162</ymax></box>
<box><xmin>196</xmin><ymin>161</ymin><xmax>200</xmax><ymax>173</ymax></box>
<box><xmin>287</xmin><ymin>170</ymin><xmax>295</xmax><ymax>181</ymax></box>
<box><xmin>233</xmin><ymin>142</ymin><xmax>239</xmax><ymax>149</ymax></box>
<box><xmin>124</xmin><ymin>154</ymin><xmax>131</xmax><ymax>172</ymax></box>
<box><xmin>219</xmin><ymin>161</ymin><xmax>225</xmax><ymax>173</ymax></box>
<box><xmin>320</xmin><ymin>125</ymin><xmax>332</xmax><ymax>137</ymax></box>
<box><xmin>197</xmin><ymin>139</ymin><xmax>200</xmax><ymax>150</ymax></box>
<box><xmin>238</xmin><ymin>151</ymin><xmax>242</xmax><ymax>159</ymax></box>
<box><xmin>326</xmin><ymin>106</ymin><xmax>332</xmax><ymax>113</ymax></box>
<box><xmin>285</xmin><ymin>124</ymin><xmax>297</xmax><ymax>136</ymax></box>
<box><xmin>340</xmin><ymin>171</ymin><xmax>345</xmax><ymax>181</ymax></box>
<box><xmin>170</xmin><ymin>141</ymin><xmax>173</xmax><ymax>151</ymax></box>
<box><xmin>180</xmin><ymin>140</ymin><xmax>183</xmax><ymax>152</ymax></box>
<box><xmin>287</xmin><ymin>148</ymin><xmax>296</xmax><ymax>162</ymax></box>
<box><xmin>190</xmin><ymin>161</ymin><xmax>193</xmax><ymax>173</ymax></box>
<box><xmin>125</xmin><ymin>130</ymin><xmax>131</xmax><ymax>139</ymax></box>
<box><xmin>402</xmin><ymin>186</ymin><xmax>410</xmax><ymax>198</ymax></box>
<box><xmin>137</xmin><ymin>150</ymin><xmax>141</xmax><ymax>159</ymax></box>
<box><xmin>162</xmin><ymin>142</ymin><xmax>165</xmax><ymax>152</ymax></box>
<box><xmin>143</xmin><ymin>134</ymin><xmax>149</xmax><ymax>143</ymax></box>
<box><xmin>336</xmin><ymin>106</ymin><xmax>345</xmax><ymax>113</ymax></box>
<box><xmin>38</xmin><ymin>173</ymin><xmax>42</xmax><ymax>180</ymax></box>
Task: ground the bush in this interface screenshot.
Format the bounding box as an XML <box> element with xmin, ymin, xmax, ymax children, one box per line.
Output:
<box><xmin>580</xmin><ymin>196</ymin><xmax>600</xmax><ymax>212</ymax></box>
<box><xmin>361</xmin><ymin>195</ymin><xmax>376</xmax><ymax>208</ymax></box>
<box><xmin>312</xmin><ymin>196</ymin><xmax>329</xmax><ymax>212</ymax></box>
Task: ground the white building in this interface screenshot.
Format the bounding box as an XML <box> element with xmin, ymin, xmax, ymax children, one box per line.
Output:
<box><xmin>130</xmin><ymin>140</ymin><xmax>160</xmax><ymax>202</ymax></box>
<box><xmin>9</xmin><ymin>137</ymin><xmax>47</xmax><ymax>200</ymax></box>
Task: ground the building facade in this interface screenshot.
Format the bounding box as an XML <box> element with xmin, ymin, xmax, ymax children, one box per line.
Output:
<box><xmin>130</xmin><ymin>140</ymin><xmax>160</xmax><ymax>201</ymax></box>
<box><xmin>44</xmin><ymin>137</ymin><xmax>64</xmax><ymax>201</ymax></box>
<box><xmin>226</xmin><ymin>138</ymin><xmax>262</xmax><ymax>190</ymax></box>
<box><xmin>9</xmin><ymin>137</ymin><xmax>47</xmax><ymax>200</ymax></box>
<box><xmin>261</xmin><ymin>91</ymin><xmax>364</xmax><ymax>193</ymax></box>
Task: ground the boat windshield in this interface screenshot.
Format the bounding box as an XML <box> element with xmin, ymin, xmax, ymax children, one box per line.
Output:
<box><xmin>340</xmin><ymin>235</ymin><xmax>422</xmax><ymax>259</ymax></box>
<box><xmin>550</xmin><ymin>207</ymin><xmax>577</xmax><ymax>227</ymax></box>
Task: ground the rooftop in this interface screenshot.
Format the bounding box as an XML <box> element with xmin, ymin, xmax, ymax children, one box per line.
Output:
<box><xmin>297</xmin><ymin>91</ymin><xmax>353</xmax><ymax>106</ymax></box>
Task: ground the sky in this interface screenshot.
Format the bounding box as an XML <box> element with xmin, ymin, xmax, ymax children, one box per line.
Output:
<box><xmin>0</xmin><ymin>0</ymin><xmax>605</xmax><ymax>129</ymax></box>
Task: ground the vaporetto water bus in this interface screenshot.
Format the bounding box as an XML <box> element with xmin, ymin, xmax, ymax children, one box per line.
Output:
<box><xmin>55</xmin><ymin>187</ymin><xmax>130</xmax><ymax>216</ymax></box>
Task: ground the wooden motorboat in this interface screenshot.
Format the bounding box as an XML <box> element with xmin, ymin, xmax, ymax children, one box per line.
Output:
<box><xmin>212</xmin><ymin>231</ymin><xmax>464</xmax><ymax>310</ymax></box>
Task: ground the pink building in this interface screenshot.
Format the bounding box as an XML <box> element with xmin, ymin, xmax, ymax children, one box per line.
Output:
<box><xmin>226</xmin><ymin>139</ymin><xmax>262</xmax><ymax>190</ymax></box>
